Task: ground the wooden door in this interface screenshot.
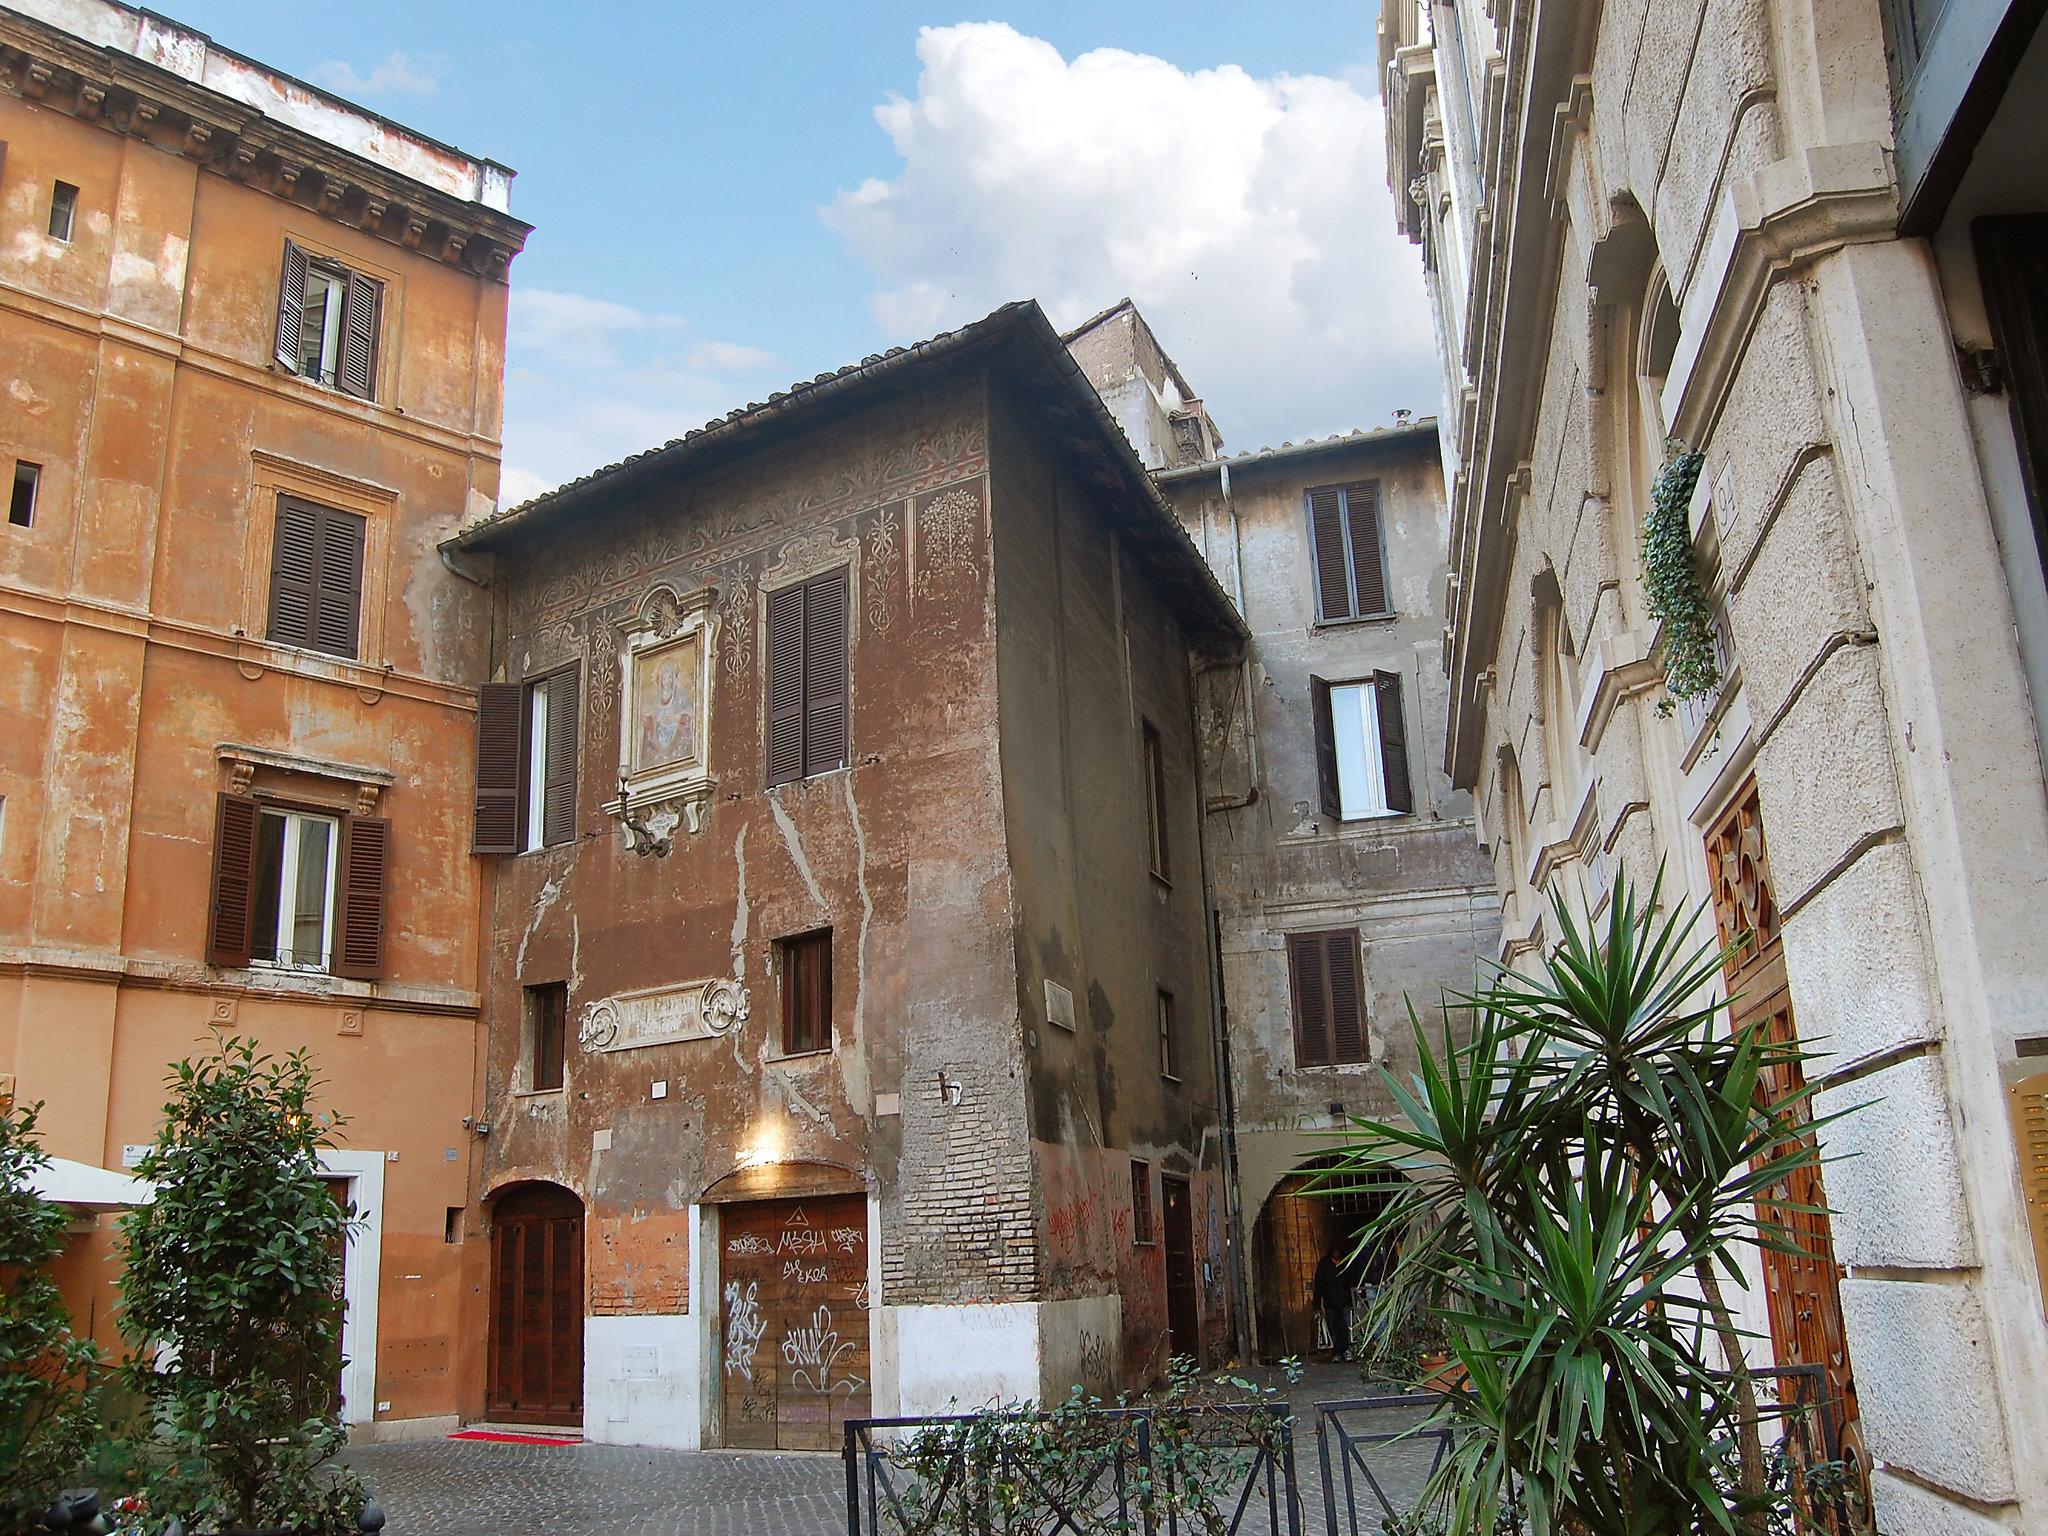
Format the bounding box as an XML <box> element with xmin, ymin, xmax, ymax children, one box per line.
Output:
<box><xmin>488</xmin><ymin>1183</ymin><xmax>584</xmax><ymax>1425</ymax></box>
<box><xmin>1160</xmin><ymin>1176</ymin><xmax>1200</xmax><ymax>1366</ymax></box>
<box><xmin>1706</xmin><ymin>785</ymin><xmax>1863</xmax><ymax>1513</ymax></box>
<box><xmin>718</xmin><ymin>1194</ymin><xmax>870</xmax><ymax>1450</ymax></box>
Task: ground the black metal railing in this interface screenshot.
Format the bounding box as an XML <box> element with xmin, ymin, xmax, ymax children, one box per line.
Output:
<box><xmin>844</xmin><ymin>1403</ymin><xmax>1304</xmax><ymax>1536</ymax></box>
<box><xmin>1311</xmin><ymin>1394</ymin><xmax>1449</xmax><ymax>1536</ymax></box>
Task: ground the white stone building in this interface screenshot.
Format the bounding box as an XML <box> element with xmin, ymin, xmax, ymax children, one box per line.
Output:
<box><xmin>1383</xmin><ymin>0</ymin><xmax>2048</xmax><ymax>1530</ymax></box>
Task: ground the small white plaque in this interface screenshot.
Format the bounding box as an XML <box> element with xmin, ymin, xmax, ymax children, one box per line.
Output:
<box><xmin>121</xmin><ymin>1144</ymin><xmax>149</xmax><ymax>1169</ymax></box>
<box><xmin>651</xmin><ymin>1079</ymin><xmax>669</xmax><ymax>1101</ymax></box>
<box><xmin>875</xmin><ymin>1092</ymin><xmax>901</xmax><ymax>1117</ymax></box>
<box><xmin>593</xmin><ymin>1128</ymin><xmax>614</xmax><ymax>1152</ymax></box>
<box><xmin>1045</xmin><ymin>979</ymin><xmax>1076</xmax><ymax>1032</ymax></box>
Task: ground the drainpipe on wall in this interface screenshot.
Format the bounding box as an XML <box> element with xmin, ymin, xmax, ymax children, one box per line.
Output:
<box><xmin>1187</xmin><ymin>655</ymin><xmax>1252</xmax><ymax>1365</ymax></box>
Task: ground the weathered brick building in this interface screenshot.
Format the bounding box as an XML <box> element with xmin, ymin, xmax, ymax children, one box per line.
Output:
<box><xmin>0</xmin><ymin>0</ymin><xmax>524</xmax><ymax>1437</ymax></box>
<box><xmin>449</xmin><ymin>300</ymin><xmax>1246</xmax><ymax>1449</ymax></box>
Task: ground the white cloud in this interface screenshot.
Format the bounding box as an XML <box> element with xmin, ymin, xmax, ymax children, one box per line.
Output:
<box><xmin>498</xmin><ymin>292</ymin><xmax>782</xmax><ymax>507</ymax></box>
<box><xmin>685</xmin><ymin>340</ymin><xmax>779</xmax><ymax>373</ymax></box>
<box><xmin>310</xmin><ymin>51</ymin><xmax>443</xmax><ymax>99</ymax></box>
<box><xmin>824</xmin><ymin>24</ymin><xmax>1438</xmax><ymax>452</ymax></box>
<box><xmin>510</xmin><ymin>288</ymin><xmax>683</xmax><ymax>371</ymax></box>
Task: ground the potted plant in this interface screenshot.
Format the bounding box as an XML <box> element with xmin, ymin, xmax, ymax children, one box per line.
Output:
<box><xmin>116</xmin><ymin>1037</ymin><xmax>368</xmax><ymax>1535</ymax></box>
<box><xmin>0</xmin><ymin>1101</ymin><xmax>102</xmax><ymax>1535</ymax></box>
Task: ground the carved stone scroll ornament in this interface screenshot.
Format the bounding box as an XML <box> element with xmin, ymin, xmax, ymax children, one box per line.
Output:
<box><xmin>577</xmin><ymin>978</ymin><xmax>753</xmax><ymax>1054</ymax></box>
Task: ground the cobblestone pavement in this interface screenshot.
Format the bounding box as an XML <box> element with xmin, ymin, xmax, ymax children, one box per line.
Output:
<box><xmin>344</xmin><ymin>1439</ymin><xmax>847</xmax><ymax>1536</ymax></box>
<box><xmin>345</xmin><ymin>1366</ymin><xmax>1433</xmax><ymax>1536</ymax></box>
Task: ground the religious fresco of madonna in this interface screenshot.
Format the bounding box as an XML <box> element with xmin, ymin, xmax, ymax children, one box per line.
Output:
<box><xmin>610</xmin><ymin>584</ymin><xmax>718</xmax><ymax>838</ymax></box>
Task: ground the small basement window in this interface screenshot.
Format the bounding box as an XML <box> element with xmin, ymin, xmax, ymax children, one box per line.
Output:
<box><xmin>9</xmin><ymin>463</ymin><xmax>39</xmax><ymax>527</ymax></box>
<box><xmin>48</xmin><ymin>182</ymin><xmax>77</xmax><ymax>242</ymax></box>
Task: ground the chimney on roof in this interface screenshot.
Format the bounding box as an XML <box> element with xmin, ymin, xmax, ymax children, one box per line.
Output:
<box><xmin>1064</xmin><ymin>302</ymin><xmax>1222</xmax><ymax>471</ymax></box>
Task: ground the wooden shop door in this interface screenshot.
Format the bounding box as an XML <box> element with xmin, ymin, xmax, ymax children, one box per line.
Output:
<box><xmin>718</xmin><ymin>1194</ymin><xmax>871</xmax><ymax>1450</ymax></box>
<box><xmin>1705</xmin><ymin>783</ymin><xmax>1863</xmax><ymax>1514</ymax></box>
<box><xmin>487</xmin><ymin>1182</ymin><xmax>585</xmax><ymax>1425</ymax></box>
<box><xmin>1161</xmin><ymin>1175</ymin><xmax>1201</xmax><ymax>1366</ymax></box>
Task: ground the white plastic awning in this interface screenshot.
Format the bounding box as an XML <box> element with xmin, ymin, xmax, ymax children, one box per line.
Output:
<box><xmin>31</xmin><ymin>1157</ymin><xmax>155</xmax><ymax>1210</ymax></box>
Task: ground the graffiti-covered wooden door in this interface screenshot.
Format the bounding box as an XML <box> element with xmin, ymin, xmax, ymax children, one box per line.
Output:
<box><xmin>718</xmin><ymin>1195</ymin><xmax>870</xmax><ymax>1450</ymax></box>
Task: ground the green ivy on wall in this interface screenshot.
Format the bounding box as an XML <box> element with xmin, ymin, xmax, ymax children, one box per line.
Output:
<box><xmin>1641</xmin><ymin>443</ymin><xmax>1719</xmax><ymax>714</ymax></box>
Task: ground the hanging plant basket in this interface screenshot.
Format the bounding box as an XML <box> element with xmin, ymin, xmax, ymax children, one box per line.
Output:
<box><xmin>1641</xmin><ymin>443</ymin><xmax>1718</xmax><ymax>714</ymax></box>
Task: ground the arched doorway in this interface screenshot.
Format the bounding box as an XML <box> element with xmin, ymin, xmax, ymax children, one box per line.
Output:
<box><xmin>1249</xmin><ymin>1161</ymin><xmax>1398</xmax><ymax>1361</ymax></box>
<box><xmin>487</xmin><ymin>1181</ymin><xmax>584</xmax><ymax>1426</ymax></box>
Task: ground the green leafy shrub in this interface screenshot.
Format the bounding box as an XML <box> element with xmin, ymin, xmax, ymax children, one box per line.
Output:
<box><xmin>1641</xmin><ymin>444</ymin><xmax>1717</xmax><ymax>714</ymax></box>
<box><xmin>0</xmin><ymin>1101</ymin><xmax>103</xmax><ymax>1533</ymax></box>
<box><xmin>117</xmin><ymin>1037</ymin><xmax>364</xmax><ymax>1534</ymax></box>
<box><xmin>874</xmin><ymin>1356</ymin><xmax>1301</xmax><ymax>1536</ymax></box>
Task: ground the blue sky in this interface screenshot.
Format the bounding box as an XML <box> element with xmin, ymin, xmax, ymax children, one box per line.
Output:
<box><xmin>162</xmin><ymin>2</ymin><xmax>1434</xmax><ymax>502</ymax></box>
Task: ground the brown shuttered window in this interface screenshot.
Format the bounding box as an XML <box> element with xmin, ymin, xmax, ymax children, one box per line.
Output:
<box><xmin>206</xmin><ymin>792</ymin><xmax>259</xmax><ymax>967</ymax></box>
<box><xmin>338</xmin><ymin>271</ymin><xmax>382</xmax><ymax>400</ymax></box>
<box><xmin>334</xmin><ymin>813</ymin><xmax>388</xmax><ymax>980</ymax></box>
<box><xmin>1306</xmin><ymin>481</ymin><xmax>1388</xmax><ymax>622</ymax></box>
<box><xmin>1131</xmin><ymin>1159</ymin><xmax>1155</xmax><ymax>1246</ymax></box>
<box><xmin>780</xmin><ymin>928</ymin><xmax>833</xmax><ymax>1055</ymax></box>
<box><xmin>527</xmin><ymin>982</ymin><xmax>568</xmax><ymax>1092</ymax></box>
<box><xmin>1157</xmin><ymin>989</ymin><xmax>1180</xmax><ymax>1080</ymax></box>
<box><xmin>1309</xmin><ymin>676</ymin><xmax>1340</xmax><ymax>819</ymax></box>
<box><xmin>540</xmin><ymin>668</ymin><xmax>579</xmax><ymax>847</ymax></box>
<box><xmin>803</xmin><ymin>567</ymin><xmax>849</xmax><ymax>780</ymax></box>
<box><xmin>766</xmin><ymin>567</ymin><xmax>850</xmax><ymax>788</ymax></box>
<box><xmin>1373</xmin><ymin>670</ymin><xmax>1413</xmax><ymax>813</ymax></box>
<box><xmin>266</xmin><ymin>496</ymin><xmax>365</xmax><ymax>659</ymax></box>
<box><xmin>1286</xmin><ymin>929</ymin><xmax>1369</xmax><ymax>1067</ymax></box>
<box><xmin>473</xmin><ymin>682</ymin><xmax>523</xmax><ymax>853</ymax></box>
<box><xmin>275</xmin><ymin>239</ymin><xmax>309</xmax><ymax>372</ymax></box>
<box><xmin>276</xmin><ymin>240</ymin><xmax>382</xmax><ymax>400</ymax></box>
<box><xmin>1142</xmin><ymin>719</ymin><xmax>1170</xmax><ymax>880</ymax></box>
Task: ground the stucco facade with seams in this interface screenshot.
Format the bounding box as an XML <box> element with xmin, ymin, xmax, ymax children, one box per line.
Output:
<box><xmin>0</xmin><ymin>0</ymin><xmax>526</xmax><ymax>1439</ymax></box>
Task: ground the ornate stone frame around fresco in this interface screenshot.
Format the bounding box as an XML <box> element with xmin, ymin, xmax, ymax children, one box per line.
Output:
<box><xmin>605</xmin><ymin>583</ymin><xmax>719</xmax><ymax>841</ymax></box>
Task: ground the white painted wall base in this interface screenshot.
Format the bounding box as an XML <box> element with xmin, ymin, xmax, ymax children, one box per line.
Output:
<box><xmin>584</xmin><ymin>1313</ymin><xmax>701</xmax><ymax>1449</ymax></box>
<box><xmin>890</xmin><ymin>1295</ymin><xmax>1122</xmax><ymax>1415</ymax></box>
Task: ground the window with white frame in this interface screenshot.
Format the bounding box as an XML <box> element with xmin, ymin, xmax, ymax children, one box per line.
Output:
<box><xmin>1310</xmin><ymin>671</ymin><xmax>1414</xmax><ymax>821</ymax></box>
<box><xmin>249</xmin><ymin>807</ymin><xmax>339</xmax><ymax>970</ymax></box>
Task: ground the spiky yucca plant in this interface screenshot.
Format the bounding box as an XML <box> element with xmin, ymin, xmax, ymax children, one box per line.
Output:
<box><xmin>1319</xmin><ymin>869</ymin><xmax>1851</xmax><ymax>1536</ymax></box>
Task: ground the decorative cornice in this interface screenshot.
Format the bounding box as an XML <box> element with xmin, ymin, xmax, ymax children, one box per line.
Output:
<box><xmin>1666</xmin><ymin>142</ymin><xmax>1898</xmax><ymax>445</ymax></box>
<box><xmin>0</xmin><ymin>17</ymin><xmax>529</xmax><ymax>280</ymax></box>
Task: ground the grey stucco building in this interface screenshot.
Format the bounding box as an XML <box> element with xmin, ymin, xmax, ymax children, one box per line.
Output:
<box><xmin>1066</xmin><ymin>304</ymin><xmax>1497</xmax><ymax>1359</ymax></box>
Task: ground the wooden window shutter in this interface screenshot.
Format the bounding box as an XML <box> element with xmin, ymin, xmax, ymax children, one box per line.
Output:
<box><xmin>1327</xmin><ymin>930</ymin><xmax>1367</xmax><ymax>1063</ymax></box>
<box><xmin>2009</xmin><ymin>1074</ymin><xmax>2048</xmax><ymax>1321</ymax></box>
<box><xmin>542</xmin><ymin>667</ymin><xmax>579</xmax><ymax>847</ymax></box>
<box><xmin>266</xmin><ymin>497</ymin><xmax>321</xmax><ymax>648</ymax></box>
<box><xmin>473</xmin><ymin>682</ymin><xmax>523</xmax><ymax>853</ymax></box>
<box><xmin>312</xmin><ymin>508</ymin><xmax>366</xmax><ymax>659</ymax></box>
<box><xmin>802</xmin><ymin>567</ymin><xmax>849</xmax><ymax>778</ymax></box>
<box><xmin>1308</xmin><ymin>487</ymin><xmax>1351</xmax><ymax>621</ymax></box>
<box><xmin>765</xmin><ymin>582</ymin><xmax>806</xmax><ymax>787</ymax></box>
<box><xmin>1309</xmin><ymin>675</ymin><xmax>1340</xmax><ymax>819</ymax></box>
<box><xmin>1374</xmin><ymin>670</ymin><xmax>1413</xmax><ymax>813</ymax></box>
<box><xmin>338</xmin><ymin>271</ymin><xmax>382</xmax><ymax>400</ymax></box>
<box><xmin>1286</xmin><ymin>931</ymin><xmax>1332</xmax><ymax>1067</ymax></box>
<box><xmin>206</xmin><ymin>792</ymin><xmax>260</xmax><ymax>967</ymax></box>
<box><xmin>334</xmin><ymin>814</ymin><xmax>389</xmax><ymax>980</ymax></box>
<box><xmin>1342</xmin><ymin>482</ymin><xmax>1387</xmax><ymax>616</ymax></box>
<box><xmin>275</xmin><ymin>240</ymin><xmax>309</xmax><ymax>372</ymax></box>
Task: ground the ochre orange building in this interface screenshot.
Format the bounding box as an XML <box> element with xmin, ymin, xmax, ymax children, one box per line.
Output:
<box><xmin>0</xmin><ymin>0</ymin><xmax>525</xmax><ymax>1436</ymax></box>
